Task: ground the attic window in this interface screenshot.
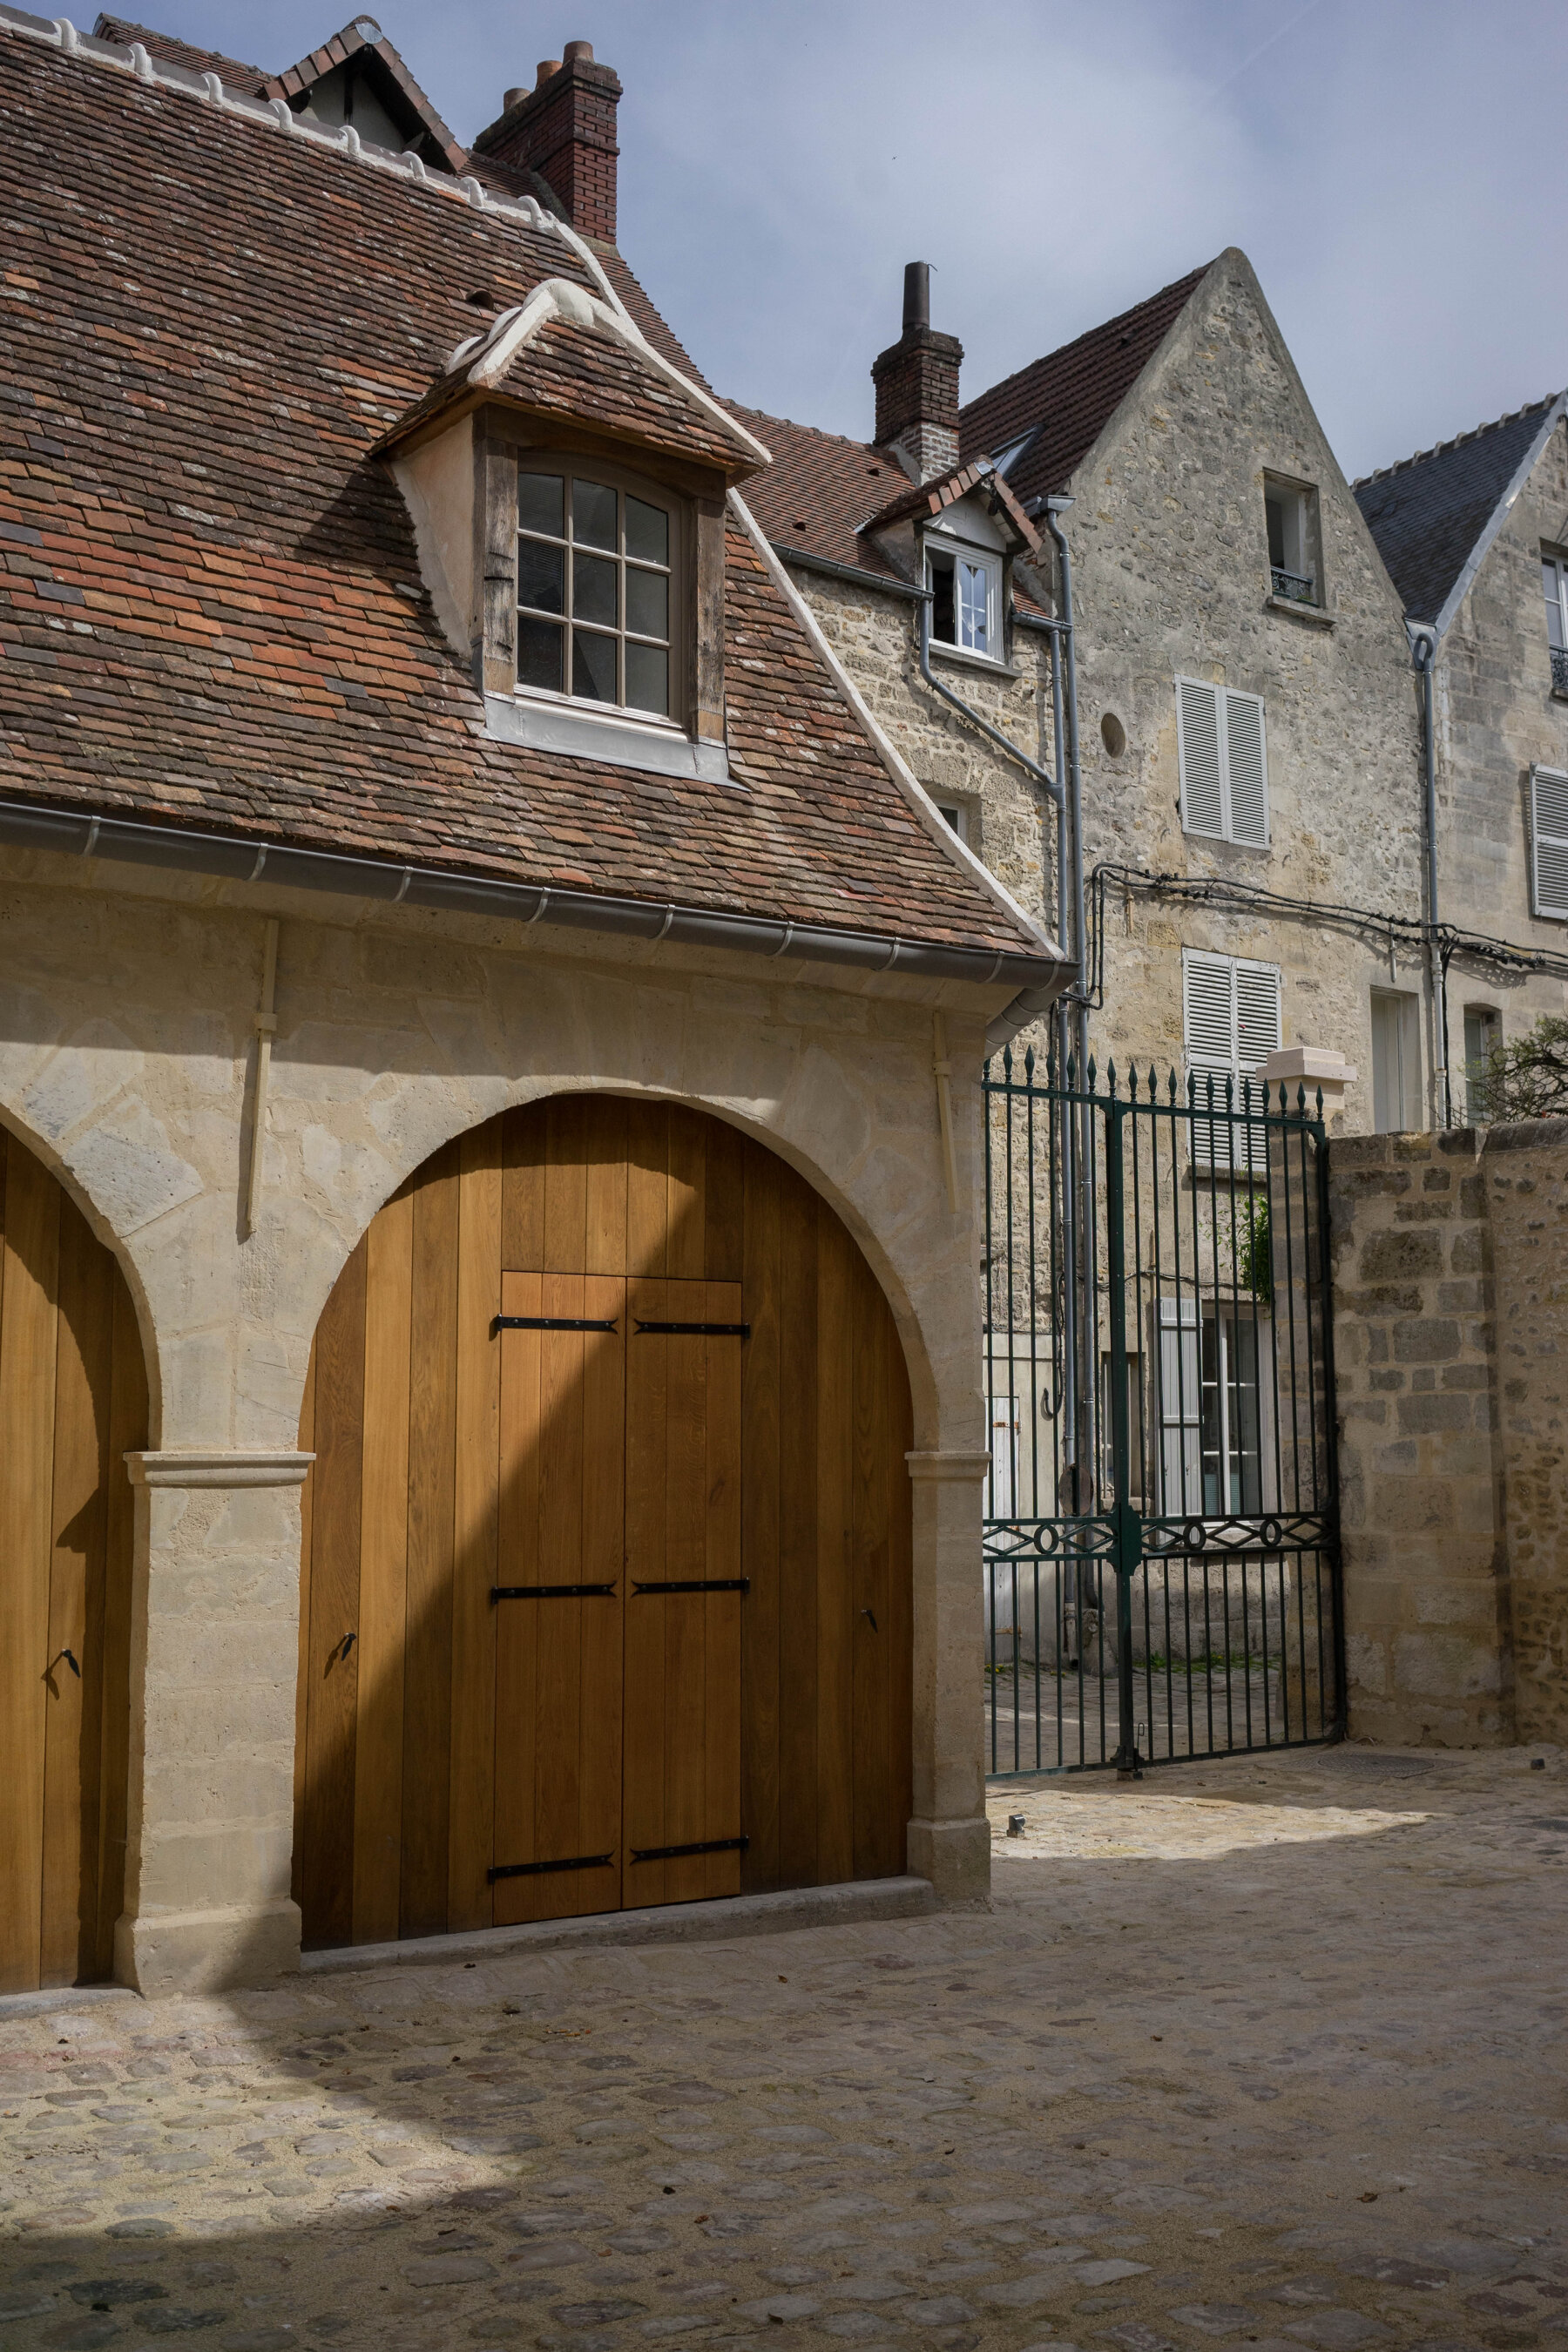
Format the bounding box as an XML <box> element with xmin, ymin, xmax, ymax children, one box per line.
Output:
<box><xmin>927</xmin><ymin>543</ymin><xmax>999</xmax><ymax>658</ymax></box>
<box><xmin>516</xmin><ymin>465</ymin><xmax>675</xmax><ymax>719</ymax></box>
<box><xmin>1264</xmin><ymin>475</ymin><xmax>1321</xmax><ymax>607</ymax></box>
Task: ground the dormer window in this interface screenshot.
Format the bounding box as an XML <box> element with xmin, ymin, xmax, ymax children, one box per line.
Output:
<box><xmin>517</xmin><ymin>466</ymin><xmax>677</xmax><ymax>718</ymax></box>
<box><xmin>927</xmin><ymin>542</ymin><xmax>1000</xmax><ymax>658</ymax></box>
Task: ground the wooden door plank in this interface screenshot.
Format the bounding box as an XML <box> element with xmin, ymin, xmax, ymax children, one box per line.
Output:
<box><xmin>666</xmin><ymin>1108</ymin><xmax>706</xmax><ymax>1281</ymax></box>
<box><xmin>544</xmin><ymin>1096</ymin><xmax>589</xmax><ymax>1274</ymax></box>
<box><xmin>533</xmin><ymin>1273</ymin><xmax>588</xmax><ymax>1919</ymax></box>
<box><xmin>0</xmin><ymin>1137</ymin><xmax>60</xmax><ymax>1994</ymax></box>
<box><xmin>301</xmin><ymin>1233</ymin><xmax>366</xmax><ymax>1950</ymax></box>
<box><xmin>887</xmin><ymin>1302</ymin><xmax>915</xmax><ymax>1874</ymax></box>
<box><xmin>401</xmin><ymin>1145</ymin><xmax>459</xmax><ymax>1939</ymax></box>
<box><xmin>703</xmin><ymin>1281</ymin><xmax>743</xmax><ymax>1899</ymax></box>
<box><xmin>851</xmin><ymin>1261</ymin><xmax>893</xmax><ymax>1882</ymax></box>
<box><xmin>739</xmin><ymin>1146</ymin><xmax>781</xmax><ymax>1893</ymax></box>
<box><xmin>449</xmin><ymin>1122</ymin><xmax>503</xmax><ymax>1933</ymax></box>
<box><xmin>625</xmin><ymin>1101</ymin><xmax>668</xmax><ymax>1278</ymax></box>
<box><xmin>704</xmin><ymin>1118</ymin><xmax>745</xmax><ymax>1285</ymax></box>
<box><xmin>623</xmin><ymin>1275</ymin><xmax>668</xmax><ymax>1904</ymax></box>
<box><xmin>663</xmin><ymin>1288</ymin><xmax>706</xmax><ymax>1904</ymax></box>
<box><xmin>353</xmin><ymin>1181</ymin><xmax>412</xmax><ymax>1946</ymax></box>
<box><xmin>293</xmin><ymin>1343</ymin><xmax>316</xmax><ymax>1920</ymax></box>
<box><xmin>41</xmin><ymin>1199</ymin><xmax>112</xmax><ymax>1987</ymax></box>
<box><xmin>776</xmin><ymin>1170</ymin><xmax>820</xmax><ymax>1889</ymax></box>
<box><xmin>585</xmin><ymin>1096</ymin><xmax>629</xmax><ymax>1275</ymax></box>
<box><xmin>494</xmin><ymin>1271</ymin><xmax>544</xmax><ymax>1923</ymax></box>
<box><xmin>501</xmin><ymin>1101</ymin><xmax>547</xmax><ymax>1269</ymax></box>
<box><xmin>578</xmin><ymin>1274</ymin><xmax>625</xmax><ymax>1913</ymax></box>
<box><xmin>814</xmin><ymin>1205</ymin><xmax>855</xmax><ymax>1888</ymax></box>
<box><xmin>96</xmin><ymin>1269</ymin><xmax>146</xmax><ymax>1980</ymax></box>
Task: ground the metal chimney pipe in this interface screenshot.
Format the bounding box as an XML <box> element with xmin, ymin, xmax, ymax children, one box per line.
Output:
<box><xmin>902</xmin><ymin>260</ymin><xmax>930</xmax><ymax>332</ymax></box>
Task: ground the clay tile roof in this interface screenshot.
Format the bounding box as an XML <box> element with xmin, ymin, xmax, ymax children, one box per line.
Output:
<box><xmin>726</xmin><ymin>409</ymin><xmax>914</xmax><ymax>582</ymax></box>
<box><xmin>0</xmin><ymin>29</ymin><xmax>1046</xmax><ymax>970</ymax></box>
<box><xmin>861</xmin><ymin>460</ymin><xmax>1038</xmax><ymax>552</ymax></box>
<box><xmin>261</xmin><ymin>16</ymin><xmax>468</xmax><ymax>174</ymax></box>
<box><xmin>91</xmin><ymin>11</ymin><xmax>269</xmax><ymax>93</ymax></box>
<box><xmin>1353</xmin><ymin>397</ymin><xmax>1565</xmax><ymax>626</ymax></box>
<box><xmin>958</xmin><ymin>262</ymin><xmax>1213</xmax><ymax>506</ymax></box>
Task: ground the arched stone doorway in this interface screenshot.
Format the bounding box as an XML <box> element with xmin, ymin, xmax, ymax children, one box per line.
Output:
<box><xmin>0</xmin><ymin>1126</ymin><xmax>149</xmax><ymax>1994</ymax></box>
<box><xmin>293</xmin><ymin>1095</ymin><xmax>915</xmax><ymax>1952</ymax></box>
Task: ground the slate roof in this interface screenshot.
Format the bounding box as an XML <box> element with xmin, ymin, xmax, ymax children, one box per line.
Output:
<box><xmin>0</xmin><ymin>24</ymin><xmax>1044</xmax><ymax>966</ymax></box>
<box><xmin>1353</xmin><ymin>398</ymin><xmax>1564</xmax><ymax>627</ymax></box>
<box><xmin>957</xmin><ymin>263</ymin><xmax>1213</xmax><ymax>506</ymax></box>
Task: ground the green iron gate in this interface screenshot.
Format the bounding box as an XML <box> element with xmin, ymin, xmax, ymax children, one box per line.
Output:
<box><xmin>983</xmin><ymin>1047</ymin><xmax>1343</xmax><ymax>1777</ymax></box>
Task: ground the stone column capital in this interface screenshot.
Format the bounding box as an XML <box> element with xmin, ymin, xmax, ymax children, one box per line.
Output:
<box><xmin>125</xmin><ymin>1449</ymin><xmax>314</xmax><ymax>1489</ymax></box>
<box><xmin>905</xmin><ymin>1449</ymin><xmax>990</xmax><ymax>1483</ymax></box>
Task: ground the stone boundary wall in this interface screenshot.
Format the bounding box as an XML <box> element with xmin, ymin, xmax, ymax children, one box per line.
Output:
<box><xmin>1328</xmin><ymin>1123</ymin><xmax>1567</xmax><ymax>1746</ymax></box>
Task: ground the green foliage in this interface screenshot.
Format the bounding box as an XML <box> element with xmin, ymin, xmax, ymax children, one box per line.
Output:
<box><xmin>1475</xmin><ymin>1014</ymin><xmax>1568</xmax><ymax>1124</ymax></box>
<box><xmin>1236</xmin><ymin>1193</ymin><xmax>1273</xmax><ymax>1308</ymax></box>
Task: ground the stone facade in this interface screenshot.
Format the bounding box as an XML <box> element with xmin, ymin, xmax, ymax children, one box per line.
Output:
<box><xmin>1430</xmin><ymin>416</ymin><xmax>1568</xmax><ymax>1084</ymax></box>
<box><xmin>1329</xmin><ymin>1122</ymin><xmax>1567</xmax><ymax>1747</ymax></box>
<box><xmin>0</xmin><ymin>843</ymin><xmax>1017</xmax><ymax>1991</ymax></box>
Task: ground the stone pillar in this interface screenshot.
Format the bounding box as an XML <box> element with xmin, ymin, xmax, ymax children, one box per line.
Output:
<box><xmin>115</xmin><ymin>1450</ymin><xmax>313</xmax><ymax>1997</ymax></box>
<box><xmin>906</xmin><ymin>1450</ymin><xmax>991</xmax><ymax>1902</ymax></box>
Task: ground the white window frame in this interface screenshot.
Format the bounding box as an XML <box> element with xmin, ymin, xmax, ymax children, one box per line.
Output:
<box><xmin>1182</xmin><ymin>948</ymin><xmax>1282</xmax><ymax>1171</ymax></box>
<box><xmin>1543</xmin><ymin>552</ymin><xmax>1568</xmax><ymax>686</ymax></box>
<box><xmin>925</xmin><ymin>534</ymin><xmax>1003</xmax><ymax>661</ymax></box>
<box><xmin>1529</xmin><ymin>764</ymin><xmax>1568</xmax><ymax>920</ymax></box>
<box><xmin>934</xmin><ymin>799</ymin><xmax>969</xmax><ymax>844</ymax></box>
<box><xmin>1369</xmin><ymin>987</ymin><xmax>1421</xmax><ymax>1134</ymax></box>
<box><xmin>1175</xmin><ymin>676</ymin><xmax>1271</xmax><ymax>848</ymax></box>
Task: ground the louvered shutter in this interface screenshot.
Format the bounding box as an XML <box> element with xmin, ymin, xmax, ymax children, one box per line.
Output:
<box><xmin>1531</xmin><ymin>767</ymin><xmax>1568</xmax><ymax>920</ymax></box>
<box><xmin>1183</xmin><ymin>950</ymin><xmax>1235</xmax><ymax>1169</ymax></box>
<box><xmin>1157</xmin><ymin>1299</ymin><xmax>1202</xmax><ymax>1513</ymax></box>
<box><xmin>1225</xmin><ymin>690</ymin><xmax>1269</xmax><ymax>847</ymax></box>
<box><xmin>1235</xmin><ymin>958</ymin><xmax>1283</xmax><ymax>1173</ymax></box>
<box><xmin>1178</xmin><ymin>679</ymin><xmax>1224</xmax><ymax>837</ymax></box>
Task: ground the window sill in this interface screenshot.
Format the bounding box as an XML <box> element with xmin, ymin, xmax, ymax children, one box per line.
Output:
<box><xmin>1265</xmin><ymin>593</ymin><xmax>1335</xmax><ymax>627</ymax></box>
<box><xmin>484</xmin><ymin>691</ymin><xmax>735</xmax><ymax>787</ymax></box>
<box><xmin>1181</xmin><ymin>825</ymin><xmax>1271</xmax><ymax>855</ymax></box>
<box><xmin>926</xmin><ymin>639</ymin><xmax>1021</xmax><ymax>679</ymax></box>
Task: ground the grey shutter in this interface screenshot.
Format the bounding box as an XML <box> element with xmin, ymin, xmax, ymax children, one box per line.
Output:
<box><xmin>1531</xmin><ymin>767</ymin><xmax>1568</xmax><ymax>919</ymax></box>
<box><xmin>1183</xmin><ymin>950</ymin><xmax>1236</xmax><ymax>1169</ymax></box>
<box><xmin>1178</xmin><ymin>679</ymin><xmax>1224</xmax><ymax>837</ymax></box>
<box><xmin>1235</xmin><ymin>960</ymin><xmax>1283</xmax><ymax>1173</ymax></box>
<box><xmin>1225</xmin><ymin>690</ymin><xmax>1269</xmax><ymax>847</ymax></box>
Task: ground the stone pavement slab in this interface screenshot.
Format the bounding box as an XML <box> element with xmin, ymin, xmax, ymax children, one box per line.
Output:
<box><xmin>2</xmin><ymin>1744</ymin><xmax>1565</xmax><ymax>2352</ymax></box>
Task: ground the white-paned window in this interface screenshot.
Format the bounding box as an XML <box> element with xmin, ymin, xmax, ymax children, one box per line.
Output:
<box><xmin>1176</xmin><ymin>677</ymin><xmax>1269</xmax><ymax>847</ymax></box>
<box><xmin>1182</xmin><ymin>949</ymin><xmax>1282</xmax><ymax>1169</ymax></box>
<box><xmin>1265</xmin><ymin>476</ymin><xmax>1321</xmax><ymax>607</ymax></box>
<box><xmin>516</xmin><ymin>464</ymin><xmax>676</xmax><ymax>718</ymax></box>
<box><xmin>1543</xmin><ymin>553</ymin><xmax>1568</xmax><ymax>693</ymax></box>
<box><xmin>928</xmin><ymin>543</ymin><xmax>1001</xmax><ymax>658</ymax></box>
<box><xmin>935</xmin><ymin>800</ymin><xmax>968</xmax><ymax>843</ymax></box>
<box><xmin>1463</xmin><ymin>1005</ymin><xmax>1500</xmax><ymax>1125</ymax></box>
<box><xmin>1530</xmin><ymin>765</ymin><xmax>1568</xmax><ymax>919</ymax></box>
<box><xmin>1370</xmin><ymin>989</ymin><xmax>1420</xmax><ymax>1133</ymax></box>
<box><xmin>1156</xmin><ymin>1301</ymin><xmax>1269</xmax><ymax>1517</ymax></box>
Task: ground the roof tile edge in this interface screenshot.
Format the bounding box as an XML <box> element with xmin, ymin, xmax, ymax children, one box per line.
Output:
<box><xmin>0</xmin><ymin>4</ymin><xmax>559</xmax><ymax>237</ymax></box>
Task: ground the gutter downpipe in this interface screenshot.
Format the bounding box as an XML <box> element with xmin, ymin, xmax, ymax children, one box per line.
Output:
<box><xmin>1041</xmin><ymin>494</ymin><xmax>1095</xmax><ymax>1520</ymax></box>
<box><xmin>1412</xmin><ymin>626</ymin><xmax>1451</xmax><ymax>1127</ymax></box>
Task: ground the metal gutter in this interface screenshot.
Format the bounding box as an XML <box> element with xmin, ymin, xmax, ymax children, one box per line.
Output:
<box><xmin>1411</xmin><ymin>627</ymin><xmax>1451</xmax><ymax>1125</ymax></box>
<box><xmin>0</xmin><ymin>796</ymin><xmax>1061</xmax><ymax>991</ymax></box>
<box><xmin>772</xmin><ymin>544</ymin><xmax>924</xmax><ymax>602</ymax></box>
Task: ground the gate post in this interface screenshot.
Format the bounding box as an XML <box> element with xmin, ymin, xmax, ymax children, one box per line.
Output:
<box><xmin>1105</xmin><ymin>1095</ymin><xmax>1143</xmax><ymax>1780</ymax></box>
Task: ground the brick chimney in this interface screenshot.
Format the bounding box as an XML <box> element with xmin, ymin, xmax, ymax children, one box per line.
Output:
<box><xmin>871</xmin><ymin>262</ymin><xmax>963</xmax><ymax>483</ymax></box>
<box><xmin>471</xmin><ymin>40</ymin><xmax>622</xmax><ymax>244</ymax></box>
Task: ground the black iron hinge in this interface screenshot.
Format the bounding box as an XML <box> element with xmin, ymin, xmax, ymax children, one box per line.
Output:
<box><xmin>633</xmin><ymin>1321</ymin><xmax>750</xmax><ymax>1338</ymax></box>
<box><xmin>494</xmin><ymin>1315</ymin><xmax>618</xmax><ymax>1334</ymax></box>
<box><xmin>488</xmin><ymin>1852</ymin><xmax>615</xmax><ymax>1882</ymax></box>
<box><xmin>628</xmin><ymin>1836</ymin><xmax>748</xmax><ymax>1864</ymax></box>
<box><xmin>491</xmin><ymin>1583</ymin><xmax>618</xmax><ymax>1601</ymax></box>
<box><xmin>632</xmin><ymin>1578</ymin><xmax>750</xmax><ymax>1595</ymax></box>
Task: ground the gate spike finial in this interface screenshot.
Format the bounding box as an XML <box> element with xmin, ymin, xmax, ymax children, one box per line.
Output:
<box><xmin>1024</xmin><ymin>1042</ymin><xmax>1035</xmax><ymax>1081</ymax></box>
<box><xmin>1002</xmin><ymin>1043</ymin><xmax>1013</xmax><ymax>1080</ymax></box>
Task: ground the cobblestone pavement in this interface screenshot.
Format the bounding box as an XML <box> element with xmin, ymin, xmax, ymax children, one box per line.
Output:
<box><xmin>3</xmin><ymin>1744</ymin><xmax>1565</xmax><ymax>2352</ymax></box>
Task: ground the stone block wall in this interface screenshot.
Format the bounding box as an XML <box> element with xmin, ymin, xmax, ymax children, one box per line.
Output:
<box><xmin>1329</xmin><ymin>1122</ymin><xmax>1568</xmax><ymax>1746</ymax></box>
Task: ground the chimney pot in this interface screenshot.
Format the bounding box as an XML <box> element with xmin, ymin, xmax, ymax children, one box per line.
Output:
<box><xmin>504</xmin><ymin>85</ymin><xmax>528</xmax><ymax>110</ymax></box>
<box><xmin>563</xmin><ymin>38</ymin><xmax>594</xmax><ymax>62</ymax></box>
<box><xmin>902</xmin><ymin>260</ymin><xmax>930</xmax><ymax>332</ymax></box>
<box><xmin>536</xmin><ymin>57</ymin><xmax>561</xmax><ymax>86</ymax></box>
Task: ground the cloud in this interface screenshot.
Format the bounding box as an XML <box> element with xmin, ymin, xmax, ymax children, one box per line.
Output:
<box><xmin>112</xmin><ymin>0</ymin><xmax>1568</xmax><ymax>476</ymax></box>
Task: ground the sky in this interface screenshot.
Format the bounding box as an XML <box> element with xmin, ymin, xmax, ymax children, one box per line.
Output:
<box><xmin>132</xmin><ymin>0</ymin><xmax>1567</xmax><ymax>483</ymax></box>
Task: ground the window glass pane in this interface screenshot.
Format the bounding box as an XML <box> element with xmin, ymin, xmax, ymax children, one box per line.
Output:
<box><xmin>517</xmin><ymin>615</ymin><xmax>564</xmax><ymax>693</ymax></box>
<box><xmin>572</xmin><ymin>479</ymin><xmax>618</xmax><ymax>551</ymax></box>
<box><xmin>625</xmin><ymin>496</ymin><xmax>668</xmax><ymax>566</ymax></box>
<box><xmin>573</xmin><ymin>552</ymin><xmax>618</xmax><ymax>628</ymax></box>
<box><xmin>517</xmin><ymin>537</ymin><xmax>564</xmax><ymax>615</ymax></box>
<box><xmin>625</xmin><ymin>566</ymin><xmax>668</xmax><ymax>641</ymax></box>
<box><xmin>929</xmin><ymin>553</ymin><xmax>956</xmax><ymax>644</ymax></box>
<box><xmin>518</xmin><ymin>473</ymin><xmax>564</xmax><ymax>537</ymax></box>
<box><xmin>624</xmin><ymin>641</ymin><xmax>669</xmax><ymax>716</ymax></box>
<box><xmin>1545</xmin><ymin>561</ymin><xmax>1566</xmax><ymax>651</ymax></box>
<box><xmin>572</xmin><ymin>627</ymin><xmax>617</xmax><ymax>703</ymax></box>
<box><xmin>958</xmin><ymin>560</ymin><xmax>990</xmax><ymax>653</ymax></box>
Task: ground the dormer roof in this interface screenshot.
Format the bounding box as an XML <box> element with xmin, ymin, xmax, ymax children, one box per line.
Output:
<box><xmin>862</xmin><ymin>458</ymin><xmax>1039</xmax><ymax>552</ymax></box>
<box><xmin>382</xmin><ymin>280</ymin><xmax>771</xmax><ymax>480</ymax></box>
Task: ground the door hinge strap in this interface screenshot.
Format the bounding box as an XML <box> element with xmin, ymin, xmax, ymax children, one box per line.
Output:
<box><xmin>491</xmin><ymin>1583</ymin><xmax>618</xmax><ymax>1600</ymax></box>
<box><xmin>629</xmin><ymin>1836</ymin><xmax>748</xmax><ymax>1863</ymax></box>
<box><xmin>632</xmin><ymin>1578</ymin><xmax>750</xmax><ymax>1595</ymax></box>
<box><xmin>494</xmin><ymin>1315</ymin><xmax>618</xmax><ymax>1333</ymax></box>
<box><xmin>633</xmin><ymin>1321</ymin><xmax>751</xmax><ymax>1338</ymax></box>
<box><xmin>488</xmin><ymin>1852</ymin><xmax>615</xmax><ymax>1882</ymax></box>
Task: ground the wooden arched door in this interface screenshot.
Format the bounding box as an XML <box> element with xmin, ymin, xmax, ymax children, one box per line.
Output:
<box><xmin>294</xmin><ymin>1098</ymin><xmax>914</xmax><ymax>1951</ymax></box>
<box><xmin>0</xmin><ymin>1130</ymin><xmax>147</xmax><ymax>1994</ymax></box>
